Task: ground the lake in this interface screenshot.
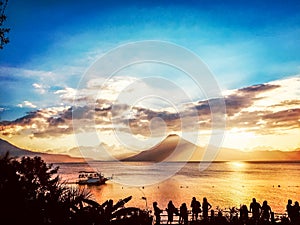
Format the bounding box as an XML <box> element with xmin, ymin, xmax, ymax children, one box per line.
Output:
<box><xmin>55</xmin><ymin>161</ymin><xmax>300</xmax><ymax>214</ymax></box>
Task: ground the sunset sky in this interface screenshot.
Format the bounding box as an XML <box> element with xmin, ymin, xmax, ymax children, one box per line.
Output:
<box><xmin>0</xmin><ymin>0</ymin><xmax>299</xmax><ymax>160</ymax></box>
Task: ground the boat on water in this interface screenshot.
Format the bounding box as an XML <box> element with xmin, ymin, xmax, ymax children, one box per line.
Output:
<box><xmin>76</xmin><ymin>171</ymin><xmax>111</xmax><ymax>185</ymax></box>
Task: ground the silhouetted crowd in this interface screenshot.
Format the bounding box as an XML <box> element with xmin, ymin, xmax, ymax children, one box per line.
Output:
<box><xmin>152</xmin><ymin>197</ymin><xmax>300</xmax><ymax>225</ymax></box>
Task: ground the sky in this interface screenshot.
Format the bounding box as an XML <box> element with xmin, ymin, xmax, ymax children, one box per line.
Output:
<box><xmin>0</xmin><ymin>0</ymin><xmax>300</xmax><ymax>160</ymax></box>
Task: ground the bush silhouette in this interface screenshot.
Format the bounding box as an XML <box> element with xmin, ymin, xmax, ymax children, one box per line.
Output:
<box><xmin>0</xmin><ymin>152</ymin><xmax>93</xmax><ymax>225</ymax></box>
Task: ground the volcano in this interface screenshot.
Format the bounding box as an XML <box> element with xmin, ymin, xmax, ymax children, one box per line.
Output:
<box><xmin>122</xmin><ymin>134</ymin><xmax>202</xmax><ymax>162</ymax></box>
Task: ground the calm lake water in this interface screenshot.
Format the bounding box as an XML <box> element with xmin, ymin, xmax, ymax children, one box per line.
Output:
<box><xmin>55</xmin><ymin>161</ymin><xmax>300</xmax><ymax>213</ymax></box>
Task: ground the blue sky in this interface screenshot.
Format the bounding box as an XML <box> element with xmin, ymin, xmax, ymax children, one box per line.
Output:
<box><xmin>0</xmin><ymin>0</ymin><xmax>300</xmax><ymax>155</ymax></box>
<box><xmin>1</xmin><ymin>0</ymin><xmax>300</xmax><ymax>120</ymax></box>
<box><xmin>0</xmin><ymin>1</ymin><xmax>300</xmax><ymax>97</ymax></box>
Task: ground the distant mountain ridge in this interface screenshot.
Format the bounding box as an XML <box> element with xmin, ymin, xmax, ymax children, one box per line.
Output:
<box><xmin>122</xmin><ymin>134</ymin><xmax>300</xmax><ymax>162</ymax></box>
<box><xmin>0</xmin><ymin>138</ymin><xmax>85</xmax><ymax>163</ymax></box>
<box><xmin>1</xmin><ymin>136</ymin><xmax>299</xmax><ymax>163</ymax></box>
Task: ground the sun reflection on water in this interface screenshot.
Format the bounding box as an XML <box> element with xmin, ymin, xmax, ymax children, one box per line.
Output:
<box><xmin>58</xmin><ymin>161</ymin><xmax>300</xmax><ymax>213</ymax></box>
<box><xmin>228</xmin><ymin>161</ymin><xmax>246</xmax><ymax>169</ymax></box>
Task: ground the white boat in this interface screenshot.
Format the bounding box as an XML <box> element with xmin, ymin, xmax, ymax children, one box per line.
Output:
<box><xmin>76</xmin><ymin>171</ymin><xmax>111</xmax><ymax>185</ymax></box>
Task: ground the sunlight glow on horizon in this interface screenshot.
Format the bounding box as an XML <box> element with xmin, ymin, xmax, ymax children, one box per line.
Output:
<box><xmin>0</xmin><ymin>1</ymin><xmax>300</xmax><ymax>160</ymax></box>
<box><xmin>228</xmin><ymin>161</ymin><xmax>246</xmax><ymax>169</ymax></box>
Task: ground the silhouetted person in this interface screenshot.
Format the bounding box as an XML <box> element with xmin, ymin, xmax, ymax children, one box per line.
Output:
<box><xmin>153</xmin><ymin>202</ymin><xmax>162</xmax><ymax>225</ymax></box>
<box><xmin>202</xmin><ymin>197</ymin><xmax>212</xmax><ymax>221</ymax></box>
<box><xmin>215</xmin><ymin>211</ymin><xmax>229</xmax><ymax>225</ymax></box>
<box><xmin>190</xmin><ymin>197</ymin><xmax>201</xmax><ymax>221</ymax></box>
<box><xmin>291</xmin><ymin>201</ymin><xmax>300</xmax><ymax>224</ymax></box>
<box><xmin>250</xmin><ymin>198</ymin><xmax>261</xmax><ymax>222</ymax></box>
<box><xmin>166</xmin><ymin>200</ymin><xmax>176</xmax><ymax>224</ymax></box>
<box><xmin>287</xmin><ymin>199</ymin><xmax>293</xmax><ymax>220</ymax></box>
<box><xmin>240</xmin><ymin>205</ymin><xmax>249</xmax><ymax>223</ymax></box>
<box><xmin>179</xmin><ymin>203</ymin><xmax>188</xmax><ymax>225</ymax></box>
<box><xmin>260</xmin><ymin>200</ymin><xmax>272</xmax><ymax>222</ymax></box>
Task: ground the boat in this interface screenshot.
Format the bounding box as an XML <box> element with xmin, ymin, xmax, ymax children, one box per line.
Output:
<box><xmin>76</xmin><ymin>171</ymin><xmax>111</xmax><ymax>185</ymax></box>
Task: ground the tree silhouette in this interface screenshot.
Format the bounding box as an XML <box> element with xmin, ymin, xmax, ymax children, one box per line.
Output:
<box><xmin>0</xmin><ymin>152</ymin><xmax>153</xmax><ymax>225</ymax></box>
<box><xmin>0</xmin><ymin>0</ymin><xmax>9</xmax><ymax>49</ymax></box>
<box><xmin>0</xmin><ymin>153</ymin><xmax>92</xmax><ymax>225</ymax></box>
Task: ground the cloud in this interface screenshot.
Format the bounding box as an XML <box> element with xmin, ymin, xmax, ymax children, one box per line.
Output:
<box><xmin>0</xmin><ymin>106</ymin><xmax>73</xmax><ymax>138</ymax></box>
<box><xmin>0</xmin><ymin>66</ymin><xmax>56</xmax><ymax>79</ymax></box>
<box><xmin>54</xmin><ymin>76</ymin><xmax>139</xmax><ymax>105</ymax></box>
<box><xmin>1</xmin><ymin>75</ymin><xmax>299</xmax><ymax>153</ymax></box>
<box><xmin>223</xmin><ymin>83</ymin><xmax>280</xmax><ymax>116</ymax></box>
<box><xmin>32</xmin><ymin>83</ymin><xmax>48</xmax><ymax>94</ymax></box>
<box><xmin>261</xmin><ymin>108</ymin><xmax>300</xmax><ymax>130</ymax></box>
<box><xmin>17</xmin><ymin>101</ymin><xmax>37</xmax><ymax>109</ymax></box>
<box><xmin>54</xmin><ymin>88</ymin><xmax>77</xmax><ymax>102</ymax></box>
<box><xmin>223</xmin><ymin>76</ymin><xmax>300</xmax><ymax>134</ymax></box>
<box><xmin>272</xmin><ymin>100</ymin><xmax>300</xmax><ymax>107</ymax></box>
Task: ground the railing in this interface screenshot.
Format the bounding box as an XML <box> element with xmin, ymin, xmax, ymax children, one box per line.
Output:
<box><xmin>152</xmin><ymin>209</ymin><xmax>288</xmax><ymax>224</ymax></box>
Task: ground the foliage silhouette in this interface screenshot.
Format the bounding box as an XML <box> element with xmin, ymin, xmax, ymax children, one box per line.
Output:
<box><xmin>0</xmin><ymin>152</ymin><xmax>153</xmax><ymax>225</ymax></box>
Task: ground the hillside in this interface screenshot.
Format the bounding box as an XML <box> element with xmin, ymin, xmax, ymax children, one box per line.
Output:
<box><xmin>0</xmin><ymin>139</ymin><xmax>85</xmax><ymax>163</ymax></box>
